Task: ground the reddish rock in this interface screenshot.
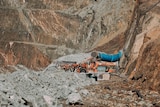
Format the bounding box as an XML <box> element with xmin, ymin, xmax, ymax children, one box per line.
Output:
<box><xmin>0</xmin><ymin>42</ymin><xmax>51</xmax><ymax>70</ymax></box>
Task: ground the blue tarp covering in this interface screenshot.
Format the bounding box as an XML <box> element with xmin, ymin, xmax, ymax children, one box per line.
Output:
<box><xmin>98</xmin><ymin>50</ymin><xmax>123</xmax><ymax>62</ymax></box>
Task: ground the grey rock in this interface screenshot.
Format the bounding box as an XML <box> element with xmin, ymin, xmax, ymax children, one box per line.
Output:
<box><xmin>112</xmin><ymin>90</ymin><xmax>118</xmax><ymax>95</ymax></box>
<box><xmin>66</xmin><ymin>93</ymin><xmax>83</xmax><ymax>105</ymax></box>
<box><xmin>0</xmin><ymin>60</ymin><xmax>95</xmax><ymax>107</ymax></box>
<box><xmin>146</xmin><ymin>103</ymin><xmax>153</xmax><ymax>107</ymax></box>
<box><xmin>56</xmin><ymin>53</ymin><xmax>91</xmax><ymax>63</ymax></box>
<box><xmin>104</xmin><ymin>94</ymin><xmax>111</xmax><ymax>99</ymax></box>
<box><xmin>138</xmin><ymin>101</ymin><xmax>146</xmax><ymax>106</ymax></box>
<box><xmin>116</xmin><ymin>103</ymin><xmax>126</xmax><ymax>107</ymax></box>
<box><xmin>79</xmin><ymin>89</ymin><xmax>89</xmax><ymax>97</ymax></box>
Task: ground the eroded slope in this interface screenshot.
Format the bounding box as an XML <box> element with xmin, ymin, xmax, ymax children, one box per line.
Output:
<box><xmin>0</xmin><ymin>0</ymin><xmax>136</xmax><ymax>69</ymax></box>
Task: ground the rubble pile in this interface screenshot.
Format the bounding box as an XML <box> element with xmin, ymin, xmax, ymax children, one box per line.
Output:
<box><xmin>0</xmin><ymin>63</ymin><xmax>95</xmax><ymax>107</ymax></box>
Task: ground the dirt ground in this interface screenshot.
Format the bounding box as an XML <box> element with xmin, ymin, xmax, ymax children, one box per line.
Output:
<box><xmin>63</xmin><ymin>74</ymin><xmax>160</xmax><ymax>107</ymax></box>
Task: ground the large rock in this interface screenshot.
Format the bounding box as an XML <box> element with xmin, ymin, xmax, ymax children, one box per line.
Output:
<box><xmin>66</xmin><ymin>93</ymin><xmax>83</xmax><ymax>105</ymax></box>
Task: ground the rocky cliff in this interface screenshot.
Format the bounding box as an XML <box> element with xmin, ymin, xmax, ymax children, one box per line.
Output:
<box><xmin>0</xmin><ymin>0</ymin><xmax>136</xmax><ymax>69</ymax></box>
<box><xmin>122</xmin><ymin>0</ymin><xmax>160</xmax><ymax>93</ymax></box>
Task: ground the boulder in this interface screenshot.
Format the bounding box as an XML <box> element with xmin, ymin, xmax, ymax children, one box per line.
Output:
<box><xmin>66</xmin><ymin>93</ymin><xmax>83</xmax><ymax>105</ymax></box>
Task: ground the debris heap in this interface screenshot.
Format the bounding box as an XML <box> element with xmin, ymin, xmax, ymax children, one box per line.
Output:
<box><xmin>0</xmin><ymin>63</ymin><xmax>95</xmax><ymax>107</ymax></box>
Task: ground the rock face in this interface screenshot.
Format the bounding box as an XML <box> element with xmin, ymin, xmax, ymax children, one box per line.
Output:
<box><xmin>119</xmin><ymin>0</ymin><xmax>160</xmax><ymax>93</ymax></box>
<box><xmin>0</xmin><ymin>0</ymin><xmax>136</xmax><ymax>69</ymax></box>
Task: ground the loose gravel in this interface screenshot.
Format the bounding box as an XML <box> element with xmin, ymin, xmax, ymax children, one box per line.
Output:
<box><xmin>0</xmin><ymin>53</ymin><xmax>96</xmax><ymax>107</ymax></box>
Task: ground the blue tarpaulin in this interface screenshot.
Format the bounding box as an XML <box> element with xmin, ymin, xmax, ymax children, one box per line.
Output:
<box><xmin>98</xmin><ymin>50</ymin><xmax>123</xmax><ymax>62</ymax></box>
